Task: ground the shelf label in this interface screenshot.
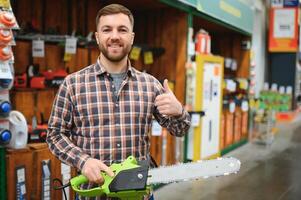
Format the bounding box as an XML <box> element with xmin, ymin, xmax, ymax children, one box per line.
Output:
<box><xmin>65</xmin><ymin>37</ymin><xmax>77</xmax><ymax>54</ymax></box>
<box><xmin>144</xmin><ymin>51</ymin><xmax>153</xmax><ymax>65</ymax></box>
<box><xmin>129</xmin><ymin>46</ymin><xmax>141</xmax><ymax>60</ymax></box>
<box><xmin>151</xmin><ymin>120</ymin><xmax>162</xmax><ymax>136</ymax></box>
<box><xmin>32</xmin><ymin>40</ymin><xmax>45</xmax><ymax>57</ymax></box>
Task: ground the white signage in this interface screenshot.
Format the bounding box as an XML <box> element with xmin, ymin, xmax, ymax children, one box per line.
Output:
<box><xmin>65</xmin><ymin>37</ymin><xmax>77</xmax><ymax>54</ymax></box>
<box><xmin>32</xmin><ymin>40</ymin><xmax>45</xmax><ymax>57</ymax></box>
<box><xmin>273</xmin><ymin>9</ymin><xmax>295</xmax><ymax>38</ymax></box>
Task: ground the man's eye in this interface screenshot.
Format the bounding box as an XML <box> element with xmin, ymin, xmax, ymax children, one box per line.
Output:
<box><xmin>120</xmin><ymin>29</ymin><xmax>128</xmax><ymax>33</ymax></box>
<box><xmin>102</xmin><ymin>29</ymin><xmax>110</xmax><ymax>33</ymax></box>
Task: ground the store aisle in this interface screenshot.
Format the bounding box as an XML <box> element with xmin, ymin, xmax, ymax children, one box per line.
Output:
<box><xmin>154</xmin><ymin>114</ymin><xmax>301</xmax><ymax>200</ymax></box>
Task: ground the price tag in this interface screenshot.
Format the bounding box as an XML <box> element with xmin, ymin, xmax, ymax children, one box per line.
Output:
<box><xmin>229</xmin><ymin>102</ymin><xmax>236</xmax><ymax>113</ymax></box>
<box><xmin>151</xmin><ymin>120</ymin><xmax>162</xmax><ymax>136</ymax></box>
<box><xmin>249</xmin><ymin>99</ymin><xmax>255</xmax><ymax>109</ymax></box>
<box><xmin>17</xmin><ymin>168</ymin><xmax>25</xmax><ymax>183</ymax></box>
<box><xmin>32</xmin><ymin>40</ymin><xmax>45</xmax><ymax>57</ymax></box>
<box><xmin>63</xmin><ymin>53</ymin><xmax>72</xmax><ymax>62</ymax></box>
<box><xmin>65</xmin><ymin>37</ymin><xmax>77</xmax><ymax>54</ymax></box>
<box><xmin>0</xmin><ymin>62</ymin><xmax>12</xmax><ymax>79</ymax></box>
<box><xmin>61</xmin><ymin>163</ymin><xmax>71</xmax><ymax>174</ymax></box>
<box><xmin>20</xmin><ymin>184</ymin><xmax>26</xmax><ymax>195</ymax></box>
<box><xmin>241</xmin><ymin>101</ymin><xmax>249</xmax><ymax>112</ymax></box>
<box><xmin>188</xmin><ymin>41</ymin><xmax>195</xmax><ymax>56</ymax></box>
<box><xmin>144</xmin><ymin>51</ymin><xmax>153</xmax><ymax>65</ymax></box>
<box><xmin>129</xmin><ymin>46</ymin><xmax>141</xmax><ymax>60</ymax></box>
<box><xmin>191</xmin><ymin>114</ymin><xmax>200</xmax><ymax>127</ymax></box>
<box><xmin>0</xmin><ymin>0</ymin><xmax>11</xmax><ymax>9</ymax></box>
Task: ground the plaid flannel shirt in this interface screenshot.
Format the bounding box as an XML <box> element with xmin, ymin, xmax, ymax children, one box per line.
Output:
<box><xmin>46</xmin><ymin>61</ymin><xmax>191</xmax><ymax>199</ymax></box>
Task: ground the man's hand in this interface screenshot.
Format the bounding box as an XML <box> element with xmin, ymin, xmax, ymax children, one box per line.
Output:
<box><xmin>155</xmin><ymin>79</ymin><xmax>183</xmax><ymax>117</ymax></box>
<box><xmin>81</xmin><ymin>158</ymin><xmax>115</xmax><ymax>184</ymax></box>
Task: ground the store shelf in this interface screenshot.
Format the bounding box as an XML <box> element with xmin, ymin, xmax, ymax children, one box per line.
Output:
<box><xmin>221</xmin><ymin>138</ymin><xmax>248</xmax><ymax>156</ymax></box>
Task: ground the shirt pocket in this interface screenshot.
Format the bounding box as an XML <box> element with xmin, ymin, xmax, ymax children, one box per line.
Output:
<box><xmin>138</xmin><ymin>92</ymin><xmax>154</xmax><ymax>123</ymax></box>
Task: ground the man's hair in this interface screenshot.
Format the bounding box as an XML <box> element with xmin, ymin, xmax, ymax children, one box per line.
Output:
<box><xmin>96</xmin><ymin>4</ymin><xmax>134</xmax><ymax>30</ymax></box>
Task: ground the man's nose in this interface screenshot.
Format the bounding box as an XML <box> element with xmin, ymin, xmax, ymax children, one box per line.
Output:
<box><xmin>111</xmin><ymin>29</ymin><xmax>120</xmax><ymax>39</ymax></box>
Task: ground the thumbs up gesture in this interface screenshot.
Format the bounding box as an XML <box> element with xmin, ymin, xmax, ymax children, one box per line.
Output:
<box><xmin>155</xmin><ymin>79</ymin><xmax>183</xmax><ymax>116</ymax></box>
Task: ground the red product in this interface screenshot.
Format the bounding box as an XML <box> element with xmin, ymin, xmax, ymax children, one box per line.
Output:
<box><xmin>14</xmin><ymin>73</ymin><xmax>27</xmax><ymax>88</ymax></box>
<box><xmin>195</xmin><ymin>30</ymin><xmax>211</xmax><ymax>54</ymax></box>
<box><xmin>30</xmin><ymin>76</ymin><xmax>45</xmax><ymax>89</ymax></box>
<box><xmin>28</xmin><ymin>124</ymin><xmax>48</xmax><ymax>143</ymax></box>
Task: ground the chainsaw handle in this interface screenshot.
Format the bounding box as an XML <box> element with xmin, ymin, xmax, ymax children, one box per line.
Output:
<box><xmin>70</xmin><ymin>156</ymin><xmax>147</xmax><ymax>198</ymax></box>
<box><xmin>70</xmin><ymin>174</ymin><xmax>108</xmax><ymax>197</ymax></box>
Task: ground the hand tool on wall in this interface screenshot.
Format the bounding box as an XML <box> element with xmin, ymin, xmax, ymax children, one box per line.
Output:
<box><xmin>13</xmin><ymin>73</ymin><xmax>27</xmax><ymax>88</ymax></box>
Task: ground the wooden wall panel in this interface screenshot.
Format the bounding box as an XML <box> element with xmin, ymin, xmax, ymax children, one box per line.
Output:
<box><xmin>10</xmin><ymin>90</ymin><xmax>35</xmax><ymax>123</ymax></box>
<box><xmin>215</xmin><ymin>34</ymin><xmax>232</xmax><ymax>57</ymax></box>
<box><xmin>13</xmin><ymin>41</ymin><xmax>32</xmax><ymax>74</ymax></box>
<box><xmin>28</xmin><ymin>143</ymin><xmax>77</xmax><ymax>200</ymax></box>
<box><xmin>66</xmin><ymin>47</ymin><xmax>89</xmax><ymax>73</ymax></box>
<box><xmin>44</xmin><ymin>0</ymin><xmax>68</xmax><ymax>34</ymax></box>
<box><xmin>32</xmin><ymin>0</ymin><xmax>43</xmax><ymax>32</ymax></box>
<box><xmin>237</xmin><ymin>36</ymin><xmax>251</xmax><ymax>78</ymax></box>
<box><xmin>174</xmin><ymin>12</ymin><xmax>188</xmax><ymax>104</ymax></box>
<box><xmin>71</xmin><ymin>0</ymin><xmax>87</xmax><ymax>36</ymax></box>
<box><xmin>132</xmin><ymin>8</ymin><xmax>187</xmax><ymax>94</ymax></box>
<box><xmin>89</xmin><ymin>47</ymin><xmax>99</xmax><ymax>65</ymax></box>
<box><xmin>10</xmin><ymin>89</ymin><xmax>56</xmax><ymax>124</ymax></box>
<box><xmin>157</xmin><ymin>9</ymin><xmax>177</xmax><ymax>81</ymax></box>
<box><xmin>87</xmin><ymin>0</ymin><xmax>102</xmax><ymax>33</ymax></box>
<box><xmin>36</xmin><ymin>89</ymin><xmax>56</xmax><ymax>123</ymax></box>
<box><xmin>28</xmin><ymin>143</ymin><xmax>60</xmax><ymax>200</ymax></box>
<box><xmin>150</xmin><ymin>136</ymin><xmax>162</xmax><ymax>166</ymax></box>
<box><xmin>6</xmin><ymin>148</ymin><xmax>33</xmax><ymax>200</ymax></box>
<box><xmin>213</xmin><ymin>34</ymin><xmax>251</xmax><ymax>78</ymax></box>
<box><xmin>13</xmin><ymin>0</ymin><xmax>43</xmax><ymax>32</ymax></box>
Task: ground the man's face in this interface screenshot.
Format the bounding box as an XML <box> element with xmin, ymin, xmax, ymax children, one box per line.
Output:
<box><xmin>95</xmin><ymin>13</ymin><xmax>134</xmax><ymax>62</ymax></box>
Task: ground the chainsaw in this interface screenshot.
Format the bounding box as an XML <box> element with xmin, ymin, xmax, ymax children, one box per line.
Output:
<box><xmin>68</xmin><ymin>155</ymin><xmax>241</xmax><ymax>200</ymax></box>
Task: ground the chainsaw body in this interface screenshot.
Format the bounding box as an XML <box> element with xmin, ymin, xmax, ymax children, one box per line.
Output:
<box><xmin>70</xmin><ymin>155</ymin><xmax>241</xmax><ymax>199</ymax></box>
<box><xmin>70</xmin><ymin>156</ymin><xmax>151</xmax><ymax>200</ymax></box>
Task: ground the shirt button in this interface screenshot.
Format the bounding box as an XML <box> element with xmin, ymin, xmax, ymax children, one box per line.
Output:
<box><xmin>112</xmin><ymin>85</ymin><xmax>115</xmax><ymax>88</ymax></box>
<box><xmin>115</xmin><ymin>103</ymin><xmax>119</xmax><ymax>107</ymax></box>
<box><xmin>117</xmin><ymin>143</ymin><xmax>121</xmax><ymax>147</ymax></box>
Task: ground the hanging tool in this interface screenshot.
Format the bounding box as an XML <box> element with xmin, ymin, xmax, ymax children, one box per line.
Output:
<box><xmin>58</xmin><ymin>155</ymin><xmax>240</xmax><ymax>200</ymax></box>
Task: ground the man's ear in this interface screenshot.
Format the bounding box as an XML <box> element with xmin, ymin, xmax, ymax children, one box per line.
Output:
<box><xmin>131</xmin><ymin>32</ymin><xmax>135</xmax><ymax>45</ymax></box>
<box><xmin>95</xmin><ymin>32</ymin><xmax>99</xmax><ymax>44</ymax></box>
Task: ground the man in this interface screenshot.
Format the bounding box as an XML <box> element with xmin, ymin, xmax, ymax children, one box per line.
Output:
<box><xmin>46</xmin><ymin>3</ymin><xmax>191</xmax><ymax>199</ymax></box>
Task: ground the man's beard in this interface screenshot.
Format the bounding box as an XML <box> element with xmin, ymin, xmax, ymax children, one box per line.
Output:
<box><xmin>99</xmin><ymin>43</ymin><xmax>131</xmax><ymax>62</ymax></box>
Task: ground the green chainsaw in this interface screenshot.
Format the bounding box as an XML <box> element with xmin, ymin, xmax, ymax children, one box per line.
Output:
<box><xmin>66</xmin><ymin>155</ymin><xmax>240</xmax><ymax>200</ymax></box>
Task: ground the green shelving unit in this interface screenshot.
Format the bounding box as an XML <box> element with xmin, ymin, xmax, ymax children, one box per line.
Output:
<box><xmin>221</xmin><ymin>138</ymin><xmax>248</xmax><ymax>156</ymax></box>
<box><xmin>0</xmin><ymin>147</ymin><xmax>6</xmax><ymax>200</ymax></box>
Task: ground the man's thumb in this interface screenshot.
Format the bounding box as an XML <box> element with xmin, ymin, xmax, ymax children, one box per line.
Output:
<box><xmin>163</xmin><ymin>79</ymin><xmax>171</xmax><ymax>93</ymax></box>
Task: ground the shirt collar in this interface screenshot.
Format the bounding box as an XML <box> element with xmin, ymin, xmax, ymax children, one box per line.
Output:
<box><xmin>94</xmin><ymin>57</ymin><xmax>136</xmax><ymax>79</ymax></box>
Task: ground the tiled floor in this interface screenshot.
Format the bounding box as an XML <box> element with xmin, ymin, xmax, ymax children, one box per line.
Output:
<box><xmin>154</xmin><ymin>114</ymin><xmax>301</xmax><ymax>200</ymax></box>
